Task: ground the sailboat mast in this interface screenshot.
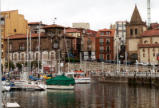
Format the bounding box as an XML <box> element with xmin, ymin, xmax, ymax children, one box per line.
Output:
<box><xmin>29</xmin><ymin>31</ymin><xmax>32</xmax><ymax>74</ymax></box>
<box><xmin>0</xmin><ymin>0</ymin><xmax>2</xmax><ymax>107</ymax></box>
<box><xmin>64</xmin><ymin>28</ymin><xmax>70</xmax><ymax>72</ymax></box>
<box><xmin>38</xmin><ymin>22</ymin><xmax>41</xmax><ymax>74</ymax></box>
<box><xmin>8</xmin><ymin>37</ymin><xmax>9</xmax><ymax>72</ymax></box>
<box><xmin>26</xmin><ymin>29</ymin><xmax>29</xmax><ymax>77</ymax></box>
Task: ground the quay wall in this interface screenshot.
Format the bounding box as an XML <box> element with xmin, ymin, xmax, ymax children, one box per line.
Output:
<box><xmin>64</xmin><ymin>61</ymin><xmax>152</xmax><ymax>73</ymax></box>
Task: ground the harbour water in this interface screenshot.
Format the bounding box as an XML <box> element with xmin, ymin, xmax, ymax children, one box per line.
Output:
<box><xmin>4</xmin><ymin>83</ymin><xmax>159</xmax><ymax>108</ymax></box>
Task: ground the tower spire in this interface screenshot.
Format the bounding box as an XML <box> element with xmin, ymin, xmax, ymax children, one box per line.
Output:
<box><xmin>130</xmin><ymin>5</ymin><xmax>143</xmax><ymax>25</ymax></box>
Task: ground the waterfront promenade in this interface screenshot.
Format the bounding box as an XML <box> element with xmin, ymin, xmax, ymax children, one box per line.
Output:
<box><xmin>65</xmin><ymin>61</ymin><xmax>154</xmax><ymax>73</ymax></box>
<box><xmin>64</xmin><ymin>61</ymin><xmax>159</xmax><ymax>86</ymax></box>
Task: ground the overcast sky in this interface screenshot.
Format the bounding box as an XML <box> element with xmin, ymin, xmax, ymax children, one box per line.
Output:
<box><xmin>2</xmin><ymin>0</ymin><xmax>159</xmax><ymax>30</ymax></box>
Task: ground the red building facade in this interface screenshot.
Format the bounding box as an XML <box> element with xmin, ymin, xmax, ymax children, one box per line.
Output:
<box><xmin>96</xmin><ymin>29</ymin><xmax>115</xmax><ymax>61</ymax></box>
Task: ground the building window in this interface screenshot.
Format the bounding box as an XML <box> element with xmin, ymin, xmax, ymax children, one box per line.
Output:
<box><xmin>87</xmin><ymin>38</ymin><xmax>92</xmax><ymax>45</ymax></box>
<box><xmin>19</xmin><ymin>43</ymin><xmax>25</xmax><ymax>51</ymax></box>
<box><xmin>53</xmin><ymin>40</ymin><xmax>59</xmax><ymax>49</ymax></box>
<box><xmin>107</xmin><ymin>54</ymin><xmax>110</xmax><ymax>60</ymax></box>
<box><xmin>99</xmin><ymin>46</ymin><xmax>104</xmax><ymax>53</ymax></box>
<box><xmin>99</xmin><ymin>39</ymin><xmax>104</xmax><ymax>45</ymax></box>
<box><xmin>99</xmin><ymin>54</ymin><xmax>104</xmax><ymax>60</ymax></box>
<box><xmin>153</xmin><ymin>53</ymin><xmax>155</xmax><ymax>57</ymax></box>
<box><xmin>143</xmin><ymin>48</ymin><xmax>145</xmax><ymax>52</ymax></box>
<box><xmin>135</xmin><ymin>28</ymin><xmax>138</xmax><ymax>35</ymax></box>
<box><xmin>106</xmin><ymin>32</ymin><xmax>110</xmax><ymax>35</ymax></box>
<box><xmin>143</xmin><ymin>53</ymin><xmax>145</xmax><ymax>57</ymax></box>
<box><xmin>9</xmin><ymin>43</ymin><xmax>12</xmax><ymax>51</ymax></box>
<box><xmin>106</xmin><ymin>39</ymin><xmax>110</xmax><ymax>45</ymax></box>
<box><xmin>130</xmin><ymin>29</ymin><xmax>133</xmax><ymax>35</ymax></box>
<box><xmin>14</xmin><ymin>29</ymin><xmax>16</xmax><ymax>32</ymax></box>
<box><xmin>36</xmin><ymin>53</ymin><xmax>39</xmax><ymax>60</ymax></box>
<box><xmin>107</xmin><ymin>46</ymin><xmax>110</xmax><ymax>53</ymax></box>
<box><xmin>144</xmin><ymin>40</ymin><xmax>148</xmax><ymax>44</ymax></box>
<box><xmin>153</xmin><ymin>48</ymin><xmax>155</xmax><ymax>52</ymax></box>
<box><xmin>21</xmin><ymin>53</ymin><xmax>25</xmax><ymax>61</ymax></box>
<box><xmin>50</xmin><ymin>52</ymin><xmax>54</xmax><ymax>60</ymax></box>
<box><xmin>100</xmin><ymin>32</ymin><xmax>104</xmax><ymax>35</ymax></box>
<box><xmin>14</xmin><ymin>54</ymin><xmax>17</xmax><ymax>61</ymax></box>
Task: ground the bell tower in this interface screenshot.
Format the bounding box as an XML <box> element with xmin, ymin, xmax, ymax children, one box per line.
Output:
<box><xmin>126</xmin><ymin>5</ymin><xmax>147</xmax><ymax>61</ymax></box>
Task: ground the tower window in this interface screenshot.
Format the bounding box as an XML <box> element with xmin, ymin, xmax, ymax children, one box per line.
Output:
<box><xmin>135</xmin><ymin>28</ymin><xmax>138</xmax><ymax>35</ymax></box>
<box><xmin>130</xmin><ymin>29</ymin><xmax>133</xmax><ymax>35</ymax></box>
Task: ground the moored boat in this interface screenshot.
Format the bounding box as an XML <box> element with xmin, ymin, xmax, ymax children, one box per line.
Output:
<box><xmin>66</xmin><ymin>70</ymin><xmax>91</xmax><ymax>84</ymax></box>
<box><xmin>46</xmin><ymin>74</ymin><xmax>75</xmax><ymax>90</ymax></box>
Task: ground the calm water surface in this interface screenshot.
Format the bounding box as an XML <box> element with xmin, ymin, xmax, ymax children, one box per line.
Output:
<box><xmin>4</xmin><ymin>83</ymin><xmax>159</xmax><ymax>108</ymax></box>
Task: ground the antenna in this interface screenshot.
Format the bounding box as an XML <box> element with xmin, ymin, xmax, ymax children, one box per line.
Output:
<box><xmin>147</xmin><ymin>0</ymin><xmax>151</xmax><ymax>27</ymax></box>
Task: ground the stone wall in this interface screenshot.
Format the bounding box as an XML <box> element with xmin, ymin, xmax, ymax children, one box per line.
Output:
<box><xmin>64</xmin><ymin>61</ymin><xmax>152</xmax><ymax>73</ymax></box>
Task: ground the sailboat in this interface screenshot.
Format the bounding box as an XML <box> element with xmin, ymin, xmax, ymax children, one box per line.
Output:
<box><xmin>12</xmin><ymin>29</ymin><xmax>46</xmax><ymax>91</ymax></box>
<box><xmin>46</xmin><ymin>61</ymin><xmax>75</xmax><ymax>90</ymax></box>
<box><xmin>46</xmin><ymin>27</ymin><xmax>75</xmax><ymax>90</ymax></box>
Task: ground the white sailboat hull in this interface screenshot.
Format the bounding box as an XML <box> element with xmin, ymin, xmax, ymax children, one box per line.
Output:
<box><xmin>2</xmin><ymin>86</ymin><xmax>11</xmax><ymax>92</ymax></box>
<box><xmin>75</xmin><ymin>78</ymin><xmax>91</xmax><ymax>84</ymax></box>
<box><xmin>13</xmin><ymin>80</ymin><xmax>46</xmax><ymax>90</ymax></box>
<box><xmin>47</xmin><ymin>85</ymin><xmax>74</xmax><ymax>90</ymax></box>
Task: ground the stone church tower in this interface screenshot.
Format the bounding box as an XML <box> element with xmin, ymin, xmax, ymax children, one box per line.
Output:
<box><xmin>126</xmin><ymin>5</ymin><xmax>147</xmax><ymax>61</ymax></box>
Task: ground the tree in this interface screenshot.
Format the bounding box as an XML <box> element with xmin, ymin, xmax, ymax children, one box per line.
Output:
<box><xmin>31</xmin><ymin>61</ymin><xmax>41</xmax><ymax>69</ymax></box>
<box><xmin>16</xmin><ymin>63</ymin><xmax>22</xmax><ymax>71</ymax></box>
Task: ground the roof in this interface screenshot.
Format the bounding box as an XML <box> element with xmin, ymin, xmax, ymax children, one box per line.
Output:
<box><xmin>141</xmin><ymin>29</ymin><xmax>159</xmax><ymax>37</ymax></box>
<box><xmin>1</xmin><ymin>10</ymin><xmax>18</xmax><ymax>13</ymax></box>
<box><xmin>150</xmin><ymin>23</ymin><xmax>159</xmax><ymax>29</ymax></box>
<box><xmin>42</xmin><ymin>24</ymin><xmax>64</xmax><ymax>29</ymax></box>
<box><xmin>6</xmin><ymin>33</ymin><xmax>45</xmax><ymax>39</ymax></box>
<box><xmin>97</xmin><ymin>29</ymin><xmax>115</xmax><ymax>37</ymax></box>
<box><xmin>66</xmin><ymin>28</ymin><xmax>81</xmax><ymax>33</ymax></box>
<box><xmin>130</xmin><ymin>5</ymin><xmax>145</xmax><ymax>25</ymax></box>
<box><xmin>28</xmin><ymin>22</ymin><xmax>41</xmax><ymax>25</ymax></box>
<box><xmin>138</xmin><ymin>44</ymin><xmax>159</xmax><ymax>48</ymax></box>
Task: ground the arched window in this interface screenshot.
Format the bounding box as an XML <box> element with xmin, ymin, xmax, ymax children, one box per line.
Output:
<box><xmin>21</xmin><ymin>53</ymin><xmax>24</xmax><ymax>61</ymax></box>
<box><xmin>143</xmin><ymin>48</ymin><xmax>145</xmax><ymax>52</ymax></box>
<box><xmin>144</xmin><ymin>40</ymin><xmax>148</xmax><ymax>44</ymax></box>
<box><xmin>50</xmin><ymin>52</ymin><xmax>55</xmax><ymax>60</ymax></box>
<box><xmin>14</xmin><ymin>54</ymin><xmax>17</xmax><ymax>61</ymax></box>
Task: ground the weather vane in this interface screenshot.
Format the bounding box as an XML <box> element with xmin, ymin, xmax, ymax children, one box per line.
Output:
<box><xmin>53</xmin><ymin>17</ymin><xmax>57</xmax><ymax>24</ymax></box>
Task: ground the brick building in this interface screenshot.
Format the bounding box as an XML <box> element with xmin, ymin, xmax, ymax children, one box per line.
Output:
<box><xmin>96</xmin><ymin>29</ymin><xmax>115</xmax><ymax>61</ymax></box>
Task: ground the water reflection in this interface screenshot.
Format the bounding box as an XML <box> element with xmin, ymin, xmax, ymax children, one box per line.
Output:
<box><xmin>5</xmin><ymin>84</ymin><xmax>159</xmax><ymax>108</ymax></box>
<box><xmin>47</xmin><ymin>90</ymin><xmax>75</xmax><ymax>108</ymax></box>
